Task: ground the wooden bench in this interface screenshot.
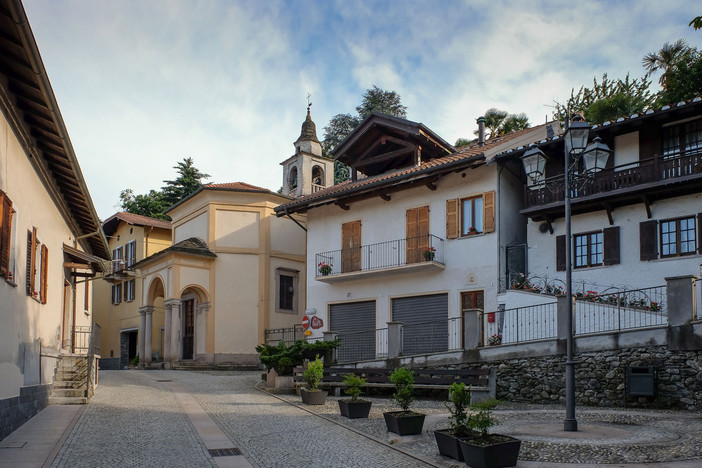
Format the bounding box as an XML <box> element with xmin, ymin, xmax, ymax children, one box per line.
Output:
<box><xmin>293</xmin><ymin>366</ymin><xmax>495</xmax><ymax>402</ymax></box>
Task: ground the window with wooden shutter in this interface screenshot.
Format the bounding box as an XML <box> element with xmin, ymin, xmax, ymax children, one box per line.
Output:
<box><xmin>84</xmin><ymin>280</ymin><xmax>90</xmax><ymax>311</ymax></box>
<box><xmin>483</xmin><ymin>190</ymin><xmax>495</xmax><ymax>233</ymax></box>
<box><xmin>40</xmin><ymin>244</ymin><xmax>48</xmax><ymax>304</ymax></box>
<box><xmin>639</xmin><ymin>220</ymin><xmax>658</xmax><ymax>261</ymax></box>
<box><xmin>603</xmin><ymin>226</ymin><xmax>620</xmax><ymax>265</ymax></box>
<box><xmin>406</xmin><ymin>206</ymin><xmax>429</xmax><ymax>264</ymax></box>
<box><xmin>556</xmin><ymin>235</ymin><xmax>565</xmax><ymax>271</ymax></box>
<box><xmin>341</xmin><ymin>220</ymin><xmax>361</xmax><ymax>273</ymax></box>
<box><xmin>26</xmin><ymin>228</ymin><xmax>37</xmax><ymax>296</ymax></box>
<box><xmin>446</xmin><ymin>199</ymin><xmax>459</xmax><ymax>239</ymax></box>
<box><xmin>0</xmin><ymin>191</ymin><xmax>12</xmax><ymax>277</ymax></box>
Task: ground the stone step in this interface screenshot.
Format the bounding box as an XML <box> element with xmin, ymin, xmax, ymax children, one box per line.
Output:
<box><xmin>49</xmin><ymin>396</ymin><xmax>88</xmax><ymax>405</ymax></box>
<box><xmin>54</xmin><ymin>381</ymin><xmax>87</xmax><ymax>390</ymax></box>
<box><xmin>52</xmin><ymin>388</ymin><xmax>86</xmax><ymax>398</ymax></box>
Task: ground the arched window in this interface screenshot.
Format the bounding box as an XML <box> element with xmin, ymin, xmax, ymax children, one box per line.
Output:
<box><xmin>288</xmin><ymin>166</ymin><xmax>298</xmax><ymax>190</ymax></box>
<box><xmin>312</xmin><ymin>165</ymin><xmax>324</xmax><ymax>187</ymax></box>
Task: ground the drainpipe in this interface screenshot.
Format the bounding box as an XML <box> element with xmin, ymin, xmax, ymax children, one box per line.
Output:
<box><xmin>477</xmin><ymin>116</ymin><xmax>486</xmax><ymax>146</ymax></box>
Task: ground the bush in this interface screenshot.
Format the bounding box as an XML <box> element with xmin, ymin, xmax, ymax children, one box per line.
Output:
<box><xmin>303</xmin><ymin>355</ymin><xmax>324</xmax><ymax>391</ymax></box>
<box><xmin>343</xmin><ymin>374</ymin><xmax>367</xmax><ymax>401</ymax></box>
<box><xmin>389</xmin><ymin>368</ymin><xmax>415</xmax><ymax>411</ymax></box>
<box><xmin>255</xmin><ymin>339</ymin><xmax>340</xmax><ymax>375</ymax></box>
<box><xmin>468</xmin><ymin>398</ymin><xmax>499</xmax><ymax>437</ymax></box>
<box><xmin>446</xmin><ymin>382</ymin><xmax>471</xmax><ymax>436</ymax></box>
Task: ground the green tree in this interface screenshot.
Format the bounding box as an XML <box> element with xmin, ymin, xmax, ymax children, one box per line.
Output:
<box><xmin>690</xmin><ymin>15</ymin><xmax>702</xmax><ymax>30</ymax></box>
<box><xmin>657</xmin><ymin>46</ymin><xmax>702</xmax><ymax>104</ymax></box>
<box><xmin>643</xmin><ymin>39</ymin><xmax>690</xmax><ymax>86</ymax></box>
<box><xmin>454</xmin><ymin>137</ymin><xmax>472</xmax><ymax>147</ymax></box>
<box><xmin>456</xmin><ymin>108</ymin><xmax>530</xmax><ymax>143</ymax></box>
<box><xmin>322</xmin><ymin>86</ymin><xmax>407</xmax><ymax>183</ymax></box>
<box><xmin>119</xmin><ymin>157</ymin><xmax>210</xmax><ymax>220</ymax></box>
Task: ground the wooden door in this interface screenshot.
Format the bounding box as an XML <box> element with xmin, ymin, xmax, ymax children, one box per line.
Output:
<box><xmin>341</xmin><ymin>220</ymin><xmax>361</xmax><ymax>272</ymax></box>
<box><xmin>406</xmin><ymin>206</ymin><xmax>430</xmax><ymax>264</ymax></box>
<box><xmin>182</xmin><ymin>299</ymin><xmax>194</xmax><ymax>360</ymax></box>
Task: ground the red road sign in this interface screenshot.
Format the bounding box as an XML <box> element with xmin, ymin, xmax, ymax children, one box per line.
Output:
<box><xmin>302</xmin><ymin>316</ymin><xmax>309</xmax><ymax>329</ymax></box>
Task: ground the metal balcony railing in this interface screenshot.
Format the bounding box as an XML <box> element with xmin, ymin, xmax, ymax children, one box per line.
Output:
<box><xmin>315</xmin><ymin>234</ymin><xmax>444</xmax><ymax>278</ymax></box>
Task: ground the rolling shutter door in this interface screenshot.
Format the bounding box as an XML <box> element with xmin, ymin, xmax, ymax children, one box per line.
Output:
<box><xmin>329</xmin><ymin>301</ymin><xmax>376</xmax><ymax>363</ymax></box>
<box><xmin>392</xmin><ymin>293</ymin><xmax>448</xmax><ymax>355</ymax></box>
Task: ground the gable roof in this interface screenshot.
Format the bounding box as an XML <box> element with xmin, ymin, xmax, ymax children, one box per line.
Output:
<box><xmin>132</xmin><ymin>237</ymin><xmax>216</xmax><ymax>270</ymax></box>
<box><xmin>0</xmin><ymin>0</ymin><xmax>109</xmax><ymax>259</ymax></box>
<box><xmin>102</xmin><ymin>212</ymin><xmax>172</xmax><ymax>237</ymax></box>
<box><xmin>276</xmin><ymin>122</ymin><xmax>556</xmax><ymax>216</ymax></box>
<box><xmin>166</xmin><ymin>182</ymin><xmax>289</xmax><ymax>213</ymax></box>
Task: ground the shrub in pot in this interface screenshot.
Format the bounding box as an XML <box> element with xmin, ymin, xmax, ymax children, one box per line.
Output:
<box><xmin>383</xmin><ymin>368</ymin><xmax>425</xmax><ymax>435</ymax></box>
<box><xmin>338</xmin><ymin>374</ymin><xmax>372</xmax><ymax>418</ymax></box>
<box><xmin>300</xmin><ymin>355</ymin><xmax>328</xmax><ymax>405</ymax></box>
<box><xmin>434</xmin><ymin>382</ymin><xmax>477</xmax><ymax>461</ymax></box>
<box><xmin>458</xmin><ymin>398</ymin><xmax>521</xmax><ymax>468</ymax></box>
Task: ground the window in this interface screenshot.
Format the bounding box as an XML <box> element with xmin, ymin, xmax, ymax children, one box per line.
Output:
<box><xmin>461</xmin><ymin>196</ymin><xmax>484</xmax><ymax>235</ymax></box>
<box><xmin>312</xmin><ymin>165</ymin><xmax>324</xmax><ymax>187</ymax></box>
<box><xmin>124</xmin><ymin>240</ymin><xmax>136</xmax><ymax>267</ymax></box>
<box><xmin>0</xmin><ymin>190</ymin><xmax>16</xmax><ymax>282</ymax></box>
<box><xmin>275</xmin><ymin>268</ymin><xmax>298</xmax><ymax>314</ymax></box>
<box><xmin>112</xmin><ymin>246</ymin><xmax>123</xmax><ymax>272</ymax></box>
<box><xmin>124</xmin><ymin>279</ymin><xmax>135</xmax><ymax>302</ymax></box>
<box><xmin>112</xmin><ymin>283</ymin><xmax>122</xmax><ymax>305</ymax></box>
<box><xmin>662</xmin><ymin>119</ymin><xmax>702</xmax><ymax>178</ymax></box>
<box><xmin>446</xmin><ymin>191</ymin><xmax>495</xmax><ymax>239</ymax></box>
<box><xmin>574</xmin><ymin>232</ymin><xmax>603</xmax><ymax>268</ymax></box>
<box><xmin>288</xmin><ymin>166</ymin><xmax>298</xmax><ymax>190</ymax></box>
<box><xmin>25</xmin><ymin>227</ymin><xmax>48</xmax><ymax>303</ymax></box>
<box><xmin>660</xmin><ymin>217</ymin><xmax>696</xmax><ymax>257</ymax></box>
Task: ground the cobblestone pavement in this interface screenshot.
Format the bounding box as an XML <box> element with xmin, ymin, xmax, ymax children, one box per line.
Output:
<box><xmin>50</xmin><ymin>371</ymin><xmax>217</xmax><ymax>468</ymax></box>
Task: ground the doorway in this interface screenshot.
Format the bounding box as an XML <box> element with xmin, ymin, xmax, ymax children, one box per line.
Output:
<box><xmin>182</xmin><ymin>299</ymin><xmax>195</xmax><ymax>360</ymax></box>
<box><xmin>461</xmin><ymin>291</ymin><xmax>484</xmax><ymax>348</ymax></box>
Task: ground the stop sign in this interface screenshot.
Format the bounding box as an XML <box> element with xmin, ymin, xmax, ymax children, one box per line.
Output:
<box><xmin>302</xmin><ymin>316</ymin><xmax>309</xmax><ymax>329</ymax></box>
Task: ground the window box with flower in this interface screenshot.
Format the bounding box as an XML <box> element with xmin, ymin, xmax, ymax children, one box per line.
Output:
<box><xmin>423</xmin><ymin>247</ymin><xmax>436</xmax><ymax>261</ymax></box>
<box><xmin>487</xmin><ymin>334</ymin><xmax>502</xmax><ymax>346</ymax></box>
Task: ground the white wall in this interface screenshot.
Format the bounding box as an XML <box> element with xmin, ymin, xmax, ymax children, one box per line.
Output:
<box><xmin>174</xmin><ymin>211</ymin><xmax>208</xmax><ymax>244</ymax></box>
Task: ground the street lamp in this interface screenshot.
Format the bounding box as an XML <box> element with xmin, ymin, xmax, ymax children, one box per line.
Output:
<box><xmin>521</xmin><ymin>115</ymin><xmax>612</xmax><ymax>432</ymax></box>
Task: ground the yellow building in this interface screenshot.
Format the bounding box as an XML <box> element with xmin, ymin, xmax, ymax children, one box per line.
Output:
<box><xmin>0</xmin><ymin>0</ymin><xmax>110</xmax><ymax>439</ymax></box>
<box><xmin>135</xmin><ymin>182</ymin><xmax>307</xmax><ymax>367</ymax></box>
<box><xmin>93</xmin><ymin>212</ymin><xmax>171</xmax><ymax>369</ymax></box>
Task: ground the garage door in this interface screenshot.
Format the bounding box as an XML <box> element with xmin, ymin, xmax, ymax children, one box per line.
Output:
<box><xmin>329</xmin><ymin>301</ymin><xmax>376</xmax><ymax>363</ymax></box>
<box><xmin>392</xmin><ymin>293</ymin><xmax>448</xmax><ymax>355</ymax></box>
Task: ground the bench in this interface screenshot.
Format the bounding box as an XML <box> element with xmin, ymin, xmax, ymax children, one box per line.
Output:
<box><xmin>293</xmin><ymin>366</ymin><xmax>495</xmax><ymax>403</ymax></box>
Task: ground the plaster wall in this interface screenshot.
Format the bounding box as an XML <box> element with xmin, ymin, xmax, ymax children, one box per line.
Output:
<box><xmin>614</xmin><ymin>131</ymin><xmax>639</xmax><ymax>169</ymax></box>
<box><xmin>305</xmin><ymin>167</ymin><xmax>502</xmax><ymax>338</ymax></box>
<box><xmin>174</xmin><ymin>211</ymin><xmax>208</xmax><ymax>244</ymax></box>
<box><xmin>215</xmin><ymin>209</ymin><xmax>259</xmax><ymax>249</ymax></box>
<box><xmin>270</xmin><ymin>214</ymin><xmax>306</xmax><ymax>254</ymax></box>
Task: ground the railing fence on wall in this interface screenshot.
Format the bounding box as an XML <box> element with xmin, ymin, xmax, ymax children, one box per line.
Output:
<box><xmin>481</xmin><ymin>303</ymin><xmax>558</xmax><ymax>346</ymax></box>
<box><xmin>264</xmin><ymin>324</ymin><xmax>305</xmax><ymax>346</ymax></box>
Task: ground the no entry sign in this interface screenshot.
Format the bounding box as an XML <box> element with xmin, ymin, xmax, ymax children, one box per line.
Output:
<box><xmin>302</xmin><ymin>316</ymin><xmax>309</xmax><ymax>329</ymax></box>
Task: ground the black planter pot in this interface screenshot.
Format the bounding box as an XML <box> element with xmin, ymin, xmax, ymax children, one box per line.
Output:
<box><xmin>434</xmin><ymin>429</ymin><xmax>473</xmax><ymax>461</ymax></box>
<box><xmin>300</xmin><ymin>388</ymin><xmax>328</xmax><ymax>405</ymax></box>
<box><xmin>338</xmin><ymin>399</ymin><xmax>372</xmax><ymax>419</ymax></box>
<box><xmin>383</xmin><ymin>411</ymin><xmax>425</xmax><ymax>436</ymax></box>
<box><xmin>458</xmin><ymin>435</ymin><xmax>521</xmax><ymax>468</ymax></box>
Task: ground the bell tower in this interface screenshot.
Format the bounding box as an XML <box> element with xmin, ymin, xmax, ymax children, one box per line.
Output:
<box><xmin>281</xmin><ymin>103</ymin><xmax>334</xmax><ymax>198</ymax></box>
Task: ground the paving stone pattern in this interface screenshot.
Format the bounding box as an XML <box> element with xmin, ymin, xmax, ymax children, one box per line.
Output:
<box><xmin>49</xmin><ymin>372</ymin><xmax>216</xmax><ymax>468</ymax></box>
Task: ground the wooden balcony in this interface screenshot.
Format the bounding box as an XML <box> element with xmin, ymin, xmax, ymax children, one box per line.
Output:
<box><xmin>522</xmin><ymin>150</ymin><xmax>702</xmax><ymax>221</ymax></box>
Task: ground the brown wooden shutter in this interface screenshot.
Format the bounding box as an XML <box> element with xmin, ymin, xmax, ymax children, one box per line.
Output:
<box><xmin>124</xmin><ymin>278</ymin><xmax>129</xmax><ymax>301</ymax></box>
<box><xmin>418</xmin><ymin>205</ymin><xmax>430</xmax><ymax>253</ymax></box>
<box><xmin>26</xmin><ymin>228</ymin><xmax>36</xmax><ymax>295</ymax></box>
<box><xmin>40</xmin><ymin>244</ymin><xmax>48</xmax><ymax>304</ymax></box>
<box><xmin>406</xmin><ymin>208</ymin><xmax>418</xmax><ymax>264</ymax></box>
<box><xmin>698</xmin><ymin>213</ymin><xmax>702</xmax><ymax>255</ymax></box>
<box><xmin>639</xmin><ymin>220</ymin><xmax>658</xmax><ymax>261</ymax></box>
<box><xmin>341</xmin><ymin>220</ymin><xmax>361</xmax><ymax>272</ymax></box>
<box><xmin>556</xmin><ymin>235</ymin><xmax>566</xmax><ymax>271</ymax></box>
<box><xmin>603</xmin><ymin>226</ymin><xmax>620</xmax><ymax>265</ymax></box>
<box><xmin>483</xmin><ymin>191</ymin><xmax>495</xmax><ymax>233</ymax></box>
<box><xmin>84</xmin><ymin>280</ymin><xmax>90</xmax><ymax>310</ymax></box>
<box><xmin>446</xmin><ymin>199</ymin><xmax>459</xmax><ymax>239</ymax></box>
<box><xmin>0</xmin><ymin>192</ymin><xmax>12</xmax><ymax>276</ymax></box>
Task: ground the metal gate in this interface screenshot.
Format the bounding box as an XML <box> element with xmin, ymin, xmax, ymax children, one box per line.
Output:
<box><xmin>330</xmin><ymin>301</ymin><xmax>376</xmax><ymax>363</ymax></box>
<box><xmin>392</xmin><ymin>293</ymin><xmax>448</xmax><ymax>355</ymax></box>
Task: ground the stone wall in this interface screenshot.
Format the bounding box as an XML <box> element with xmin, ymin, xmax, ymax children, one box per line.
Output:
<box><xmin>494</xmin><ymin>345</ymin><xmax>702</xmax><ymax>410</ymax></box>
<box><xmin>0</xmin><ymin>383</ymin><xmax>52</xmax><ymax>441</ymax></box>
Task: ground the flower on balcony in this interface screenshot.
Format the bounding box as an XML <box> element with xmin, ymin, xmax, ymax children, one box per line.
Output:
<box><xmin>318</xmin><ymin>262</ymin><xmax>332</xmax><ymax>276</ymax></box>
<box><xmin>32</xmin><ymin>290</ymin><xmax>38</xmax><ymax>297</ymax></box>
<box><xmin>650</xmin><ymin>301</ymin><xmax>661</xmax><ymax>312</ymax></box>
<box><xmin>487</xmin><ymin>333</ymin><xmax>502</xmax><ymax>346</ymax></box>
<box><xmin>423</xmin><ymin>247</ymin><xmax>436</xmax><ymax>261</ymax></box>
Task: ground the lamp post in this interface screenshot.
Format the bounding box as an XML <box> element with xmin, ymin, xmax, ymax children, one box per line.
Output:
<box><xmin>522</xmin><ymin>115</ymin><xmax>612</xmax><ymax>432</ymax></box>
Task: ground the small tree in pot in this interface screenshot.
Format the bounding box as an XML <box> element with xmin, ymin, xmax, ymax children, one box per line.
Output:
<box><xmin>338</xmin><ymin>374</ymin><xmax>372</xmax><ymax>418</ymax></box>
<box><xmin>383</xmin><ymin>368</ymin><xmax>425</xmax><ymax>435</ymax></box>
<box><xmin>300</xmin><ymin>355</ymin><xmax>327</xmax><ymax>405</ymax></box>
<box><xmin>434</xmin><ymin>382</ymin><xmax>476</xmax><ymax>461</ymax></box>
<box><xmin>458</xmin><ymin>398</ymin><xmax>521</xmax><ymax>468</ymax></box>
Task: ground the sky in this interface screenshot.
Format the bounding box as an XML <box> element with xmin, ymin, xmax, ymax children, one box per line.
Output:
<box><xmin>21</xmin><ymin>0</ymin><xmax>701</xmax><ymax>220</ymax></box>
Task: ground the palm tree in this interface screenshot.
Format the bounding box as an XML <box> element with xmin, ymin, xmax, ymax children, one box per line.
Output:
<box><xmin>642</xmin><ymin>39</ymin><xmax>689</xmax><ymax>86</ymax></box>
<box><xmin>482</xmin><ymin>108</ymin><xmax>509</xmax><ymax>138</ymax></box>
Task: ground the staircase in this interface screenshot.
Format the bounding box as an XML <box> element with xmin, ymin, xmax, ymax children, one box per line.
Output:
<box><xmin>49</xmin><ymin>355</ymin><xmax>90</xmax><ymax>405</ymax></box>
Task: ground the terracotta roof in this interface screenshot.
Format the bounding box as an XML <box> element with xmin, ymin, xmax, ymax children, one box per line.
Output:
<box><xmin>204</xmin><ymin>182</ymin><xmax>274</xmax><ymax>192</ymax></box>
<box><xmin>275</xmin><ymin>122</ymin><xmax>553</xmax><ymax>216</ymax></box>
<box><xmin>103</xmin><ymin>212</ymin><xmax>171</xmax><ymax>232</ymax></box>
<box><xmin>132</xmin><ymin>237</ymin><xmax>216</xmax><ymax>270</ymax></box>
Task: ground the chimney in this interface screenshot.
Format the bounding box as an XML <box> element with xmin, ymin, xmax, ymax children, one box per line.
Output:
<box><xmin>477</xmin><ymin>116</ymin><xmax>486</xmax><ymax>146</ymax></box>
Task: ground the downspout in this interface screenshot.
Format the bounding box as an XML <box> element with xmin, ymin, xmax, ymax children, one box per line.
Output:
<box><xmin>284</xmin><ymin>208</ymin><xmax>307</xmax><ymax>232</ymax></box>
<box><xmin>497</xmin><ymin>164</ymin><xmax>503</xmax><ymax>292</ymax></box>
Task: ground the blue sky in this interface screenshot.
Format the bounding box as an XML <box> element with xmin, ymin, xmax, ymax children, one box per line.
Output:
<box><xmin>22</xmin><ymin>0</ymin><xmax>700</xmax><ymax>219</ymax></box>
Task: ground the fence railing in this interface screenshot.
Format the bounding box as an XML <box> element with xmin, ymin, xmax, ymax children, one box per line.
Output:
<box><xmin>481</xmin><ymin>303</ymin><xmax>558</xmax><ymax>346</ymax></box>
<box><xmin>402</xmin><ymin>317</ymin><xmax>463</xmax><ymax>355</ymax></box>
<box><xmin>574</xmin><ymin>285</ymin><xmax>667</xmax><ymax>335</ymax></box>
<box><xmin>315</xmin><ymin>234</ymin><xmax>445</xmax><ymax>278</ymax></box>
<box><xmin>337</xmin><ymin>327</ymin><xmax>388</xmax><ymax>364</ymax></box>
<box><xmin>264</xmin><ymin>324</ymin><xmax>305</xmax><ymax>346</ymax></box>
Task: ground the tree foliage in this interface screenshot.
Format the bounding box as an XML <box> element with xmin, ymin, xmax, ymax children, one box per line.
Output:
<box><xmin>322</xmin><ymin>86</ymin><xmax>407</xmax><ymax>183</ymax></box>
<box><xmin>456</xmin><ymin>108</ymin><xmax>530</xmax><ymax>144</ymax></box>
<box><xmin>119</xmin><ymin>157</ymin><xmax>210</xmax><ymax>220</ymax></box>
<box><xmin>689</xmin><ymin>15</ymin><xmax>702</xmax><ymax>30</ymax></box>
<box><xmin>643</xmin><ymin>39</ymin><xmax>690</xmax><ymax>86</ymax></box>
<box><xmin>657</xmin><ymin>46</ymin><xmax>702</xmax><ymax>104</ymax></box>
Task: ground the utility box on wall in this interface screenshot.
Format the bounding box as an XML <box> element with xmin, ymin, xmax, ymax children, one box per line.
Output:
<box><xmin>626</xmin><ymin>366</ymin><xmax>655</xmax><ymax>396</ymax></box>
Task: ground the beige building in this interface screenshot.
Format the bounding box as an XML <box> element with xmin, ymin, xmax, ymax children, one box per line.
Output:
<box><xmin>0</xmin><ymin>0</ymin><xmax>110</xmax><ymax>439</ymax></box>
<box><xmin>93</xmin><ymin>212</ymin><xmax>171</xmax><ymax>369</ymax></box>
<box><xmin>134</xmin><ymin>182</ymin><xmax>307</xmax><ymax>367</ymax></box>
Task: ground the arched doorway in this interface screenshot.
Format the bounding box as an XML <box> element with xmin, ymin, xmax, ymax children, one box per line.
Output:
<box><xmin>179</xmin><ymin>286</ymin><xmax>209</xmax><ymax>361</ymax></box>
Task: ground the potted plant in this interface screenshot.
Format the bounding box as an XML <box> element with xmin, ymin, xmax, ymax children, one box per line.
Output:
<box><xmin>423</xmin><ymin>247</ymin><xmax>436</xmax><ymax>261</ymax></box>
<box><xmin>338</xmin><ymin>374</ymin><xmax>372</xmax><ymax>418</ymax></box>
<box><xmin>487</xmin><ymin>333</ymin><xmax>502</xmax><ymax>346</ymax></box>
<box><xmin>300</xmin><ymin>355</ymin><xmax>328</xmax><ymax>405</ymax></box>
<box><xmin>459</xmin><ymin>398</ymin><xmax>521</xmax><ymax>468</ymax></box>
<box><xmin>318</xmin><ymin>262</ymin><xmax>332</xmax><ymax>276</ymax></box>
<box><xmin>383</xmin><ymin>368</ymin><xmax>425</xmax><ymax>435</ymax></box>
<box><xmin>434</xmin><ymin>382</ymin><xmax>476</xmax><ymax>461</ymax></box>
